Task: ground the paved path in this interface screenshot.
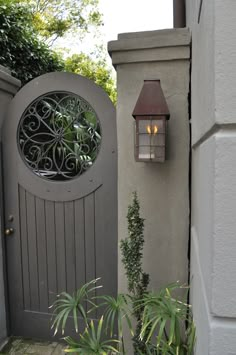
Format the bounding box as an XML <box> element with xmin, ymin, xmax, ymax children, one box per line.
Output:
<box><xmin>0</xmin><ymin>338</ymin><xmax>66</xmax><ymax>355</ymax></box>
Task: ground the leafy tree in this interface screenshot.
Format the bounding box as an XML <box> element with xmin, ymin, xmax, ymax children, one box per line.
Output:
<box><xmin>22</xmin><ymin>0</ymin><xmax>103</xmax><ymax>44</ymax></box>
<box><xmin>0</xmin><ymin>0</ymin><xmax>116</xmax><ymax>103</ymax></box>
<box><xmin>65</xmin><ymin>53</ymin><xmax>117</xmax><ymax>104</ymax></box>
<box><xmin>0</xmin><ymin>0</ymin><xmax>64</xmax><ymax>84</ymax></box>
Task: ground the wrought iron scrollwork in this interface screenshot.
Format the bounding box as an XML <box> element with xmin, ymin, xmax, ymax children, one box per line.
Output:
<box><xmin>17</xmin><ymin>92</ymin><xmax>101</xmax><ymax>181</ymax></box>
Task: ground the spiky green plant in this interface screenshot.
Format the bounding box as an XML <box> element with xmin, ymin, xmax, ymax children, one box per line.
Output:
<box><xmin>139</xmin><ymin>282</ymin><xmax>196</xmax><ymax>354</ymax></box>
<box><xmin>51</xmin><ymin>278</ymin><xmax>101</xmax><ymax>335</ymax></box>
<box><xmin>64</xmin><ymin>317</ymin><xmax>119</xmax><ymax>354</ymax></box>
<box><xmin>97</xmin><ymin>294</ymin><xmax>133</xmax><ymax>353</ymax></box>
<box><xmin>50</xmin><ymin>193</ymin><xmax>196</xmax><ymax>355</ymax></box>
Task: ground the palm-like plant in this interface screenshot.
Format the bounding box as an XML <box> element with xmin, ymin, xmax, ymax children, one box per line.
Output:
<box><xmin>51</xmin><ymin>279</ymin><xmax>195</xmax><ymax>354</ymax></box>
<box><xmin>97</xmin><ymin>294</ymin><xmax>133</xmax><ymax>353</ymax></box>
<box><xmin>64</xmin><ymin>317</ymin><xmax>119</xmax><ymax>354</ymax></box>
<box><xmin>51</xmin><ymin>278</ymin><xmax>101</xmax><ymax>335</ymax></box>
<box><xmin>139</xmin><ymin>282</ymin><xmax>196</xmax><ymax>355</ymax></box>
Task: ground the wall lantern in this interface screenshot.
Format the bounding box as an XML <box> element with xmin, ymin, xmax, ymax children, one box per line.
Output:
<box><xmin>132</xmin><ymin>80</ymin><xmax>170</xmax><ymax>162</ymax></box>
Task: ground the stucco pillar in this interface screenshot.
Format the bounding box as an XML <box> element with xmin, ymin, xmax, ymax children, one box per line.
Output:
<box><xmin>0</xmin><ymin>66</ymin><xmax>21</xmax><ymax>344</ymax></box>
<box><xmin>109</xmin><ymin>28</ymin><xmax>190</xmax><ymax>298</ymax></box>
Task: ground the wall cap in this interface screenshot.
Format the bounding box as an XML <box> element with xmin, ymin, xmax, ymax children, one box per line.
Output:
<box><xmin>0</xmin><ymin>66</ymin><xmax>21</xmax><ymax>95</ymax></box>
<box><xmin>108</xmin><ymin>28</ymin><xmax>190</xmax><ymax>66</ymax></box>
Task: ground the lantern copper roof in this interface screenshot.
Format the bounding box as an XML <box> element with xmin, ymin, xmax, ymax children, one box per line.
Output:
<box><xmin>132</xmin><ymin>80</ymin><xmax>170</xmax><ymax>119</ymax></box>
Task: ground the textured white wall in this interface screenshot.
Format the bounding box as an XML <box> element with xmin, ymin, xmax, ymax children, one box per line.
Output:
<box><xmin>187</xmin><ymin>0</ymin><xmax>236</xmax><ymax>353</ymax></box>
<box><xmin>215</xmin><ymin>0</ymin><xmax>236</xmax><ymax>125</ymax></box>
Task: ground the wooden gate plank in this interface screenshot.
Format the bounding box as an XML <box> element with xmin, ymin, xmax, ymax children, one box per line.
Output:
<box><xmin>84</xmin><ymin>193</ymin><xmax>96</xmax><ymax>316</ymax></box>
<box><xmin>84</xmin><ymin>193</ymin><xmax>96</xmax><ymax>284</ymax></box>
<box><xmin>35</xmin><ymin>197</ymin><xmax>48</xmax><ymax>312</ymax></box>
<box><xmin>45</xmin><ymin>201</ymin><xmax>58</xmax><ymax>309</ymax></box>
<box><xmin>64</xmin><ymin>201</ymin><xmax>76</xmax><ymax>295</ymax></box>
<box><xmin>19</xmin><ymin>186</ymin><xmax>31</xmax><ymax>310</ymax></box>
<box><xmin>26</xmin><ymin>191</ymin><xmax>39</xmax><ymax>311</ymax></box>
<box><xmin>94</xmin><ymin>186</ymin><xmax>105</xmax><ymax>318</ymax></box>
<box><xmin>54</xmin><ymin>202</ymin><xmax>66</xmax><ymax>294</ymax></box>
<box><xmin>74</xmin><ymin>199</ymin><xmax>85</xmax><ymax>289</ymax></box>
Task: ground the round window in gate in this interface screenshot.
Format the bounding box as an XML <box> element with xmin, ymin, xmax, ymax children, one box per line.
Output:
<box><xmin>17</xmin><ymin>92</ymin><xmax>102</xmax><ymax>181</ymax></box>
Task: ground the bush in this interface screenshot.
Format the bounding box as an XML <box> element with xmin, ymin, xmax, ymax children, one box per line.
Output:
<box><xmin>0</xmin><ymin>0</ymin><xmax>64</xmax><ymax>84</ymax></box>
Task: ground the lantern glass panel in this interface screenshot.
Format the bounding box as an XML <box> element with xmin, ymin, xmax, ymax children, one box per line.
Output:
<box><xmin>152</xmin><ymin>133</ymin><xmax>165</xmax><ymax>146</ymax></box>
<box><xmin>135</xmin><ymin>117</ymin><xmax>166</xmax><ymax>162</ymax></box>
<box><xmin>153</xmin><ymin>146</ymin><xmax>165</xmax><ymax>162</ymax></box>
<box><xmin>138</xmin><ymin>132</ymin><xmax>151</xmax><ymax>146</ymax></box>
<box><xmin>138</xmin><ymin>146</ymin><xmax>154</xmax><ymax>160</ymax></box>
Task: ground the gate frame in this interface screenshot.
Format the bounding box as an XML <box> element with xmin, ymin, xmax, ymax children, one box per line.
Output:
<box><xmin>0</xmin><ymin>66</ymin><xmax>21</xmax><ymax>343</ymax></box>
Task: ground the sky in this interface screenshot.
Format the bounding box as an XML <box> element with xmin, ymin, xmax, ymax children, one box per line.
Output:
<box><xmin>57</xmin><ymin>0</ymin><xmax>173</xmax><ymax>57</ymax></box>
<box><xmin>99</xmin><ymin>0</ymin><xmax>173</xmax><ymax>43</ymax></box>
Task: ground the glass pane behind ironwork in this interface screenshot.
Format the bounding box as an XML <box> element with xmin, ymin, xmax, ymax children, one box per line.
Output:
<box><xmin>17</xmin><ymin>92</ymin><xmax>101</xmax><ymax>181</ymax></box>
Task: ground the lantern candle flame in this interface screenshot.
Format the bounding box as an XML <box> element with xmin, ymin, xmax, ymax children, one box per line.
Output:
<box><xmin>146</xmin><ymin>125</ymin><xmax>159</xmax><ymax>135</ymax></box>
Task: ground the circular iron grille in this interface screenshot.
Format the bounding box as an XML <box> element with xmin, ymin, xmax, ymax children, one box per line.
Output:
<box><xmin>17</xmin><ymin>92</ymin><xmax>101</xmax><ymax>181</ymax></box>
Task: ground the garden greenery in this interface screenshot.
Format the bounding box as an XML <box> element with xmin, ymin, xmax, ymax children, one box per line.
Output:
<box><xmin>0</xmin><ymin>0</ymin><xmax>64</xmax><ymax>84</ymax></box>
<box><xmin>51</xmin><ymin>193</ymin><xmax>196</xmax><ymax>354</ymax></box>
<box><xmin>22</xmin><ymin>0</ymin><xmax>103</xmax><ymax>43</ymax></box>
<box><xmin>65</xmin><ymin>53</ymin><xmax>117</xmax><ymax>104</ymax></box>
<box><xmin>120</xmin><ymin>192</ymin><xmax>150</xmax><ymax>353</ymax></box>
<box><xmin>0</xmin><ymin>0</ymin><xmax>117</xmax><ymax>103</ymax></box>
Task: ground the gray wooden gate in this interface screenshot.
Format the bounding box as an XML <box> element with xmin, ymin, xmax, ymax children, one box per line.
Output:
<box><xmin>2</xmin><ymin>72</ymin><xmax>117</xmax><ymax>339</ymax></box>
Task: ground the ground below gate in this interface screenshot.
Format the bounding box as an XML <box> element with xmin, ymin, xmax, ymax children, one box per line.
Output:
<box><xmin>0</xmin><ymin>338</ymin><xmax>66</xmax><ymax>355</ymax></box>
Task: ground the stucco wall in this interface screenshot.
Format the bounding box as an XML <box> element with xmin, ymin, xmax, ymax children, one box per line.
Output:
<box><xmin>186</xmin><ymin>0</ymin><xmax>236</xmax><ymax>353</ymax></box>
<box><xmin>0</xmin><ymin>66</ymin><xmax>21</xmax><ymax>344</ymax></box>
<box><xmin>109</xmin><ymin>27</ymin><xmax>190</xmax><ymax>301</ymax></box>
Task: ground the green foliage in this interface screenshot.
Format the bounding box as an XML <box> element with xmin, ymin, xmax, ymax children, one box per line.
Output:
<box><xmin>120</xmin><ymin>192</ymin><xmax>149</xmax><ymax>295</ymax></box>
<box><xmin>120</xmin><ymin>191</ymin><xmax>150</xmax><ymax>354</ymax></box>
<box><xmin>64</xmin><ymin>317</ymin><xmax>119</xmax><ymax>354</ymax></box>
<box><xmin>98</xmin><ymin>294</ymin><xmax>133</xmax><ymax>353</ymax></box>
<box><xmin>51</xmin><ymin>280</ymin><xmax>132</xmax><ymax>354</ymax></box>
<box><xmin>0</xmin><ymin>0</ymin><xmax>64</xmax><ymax>84</ymax></box>
<box><xmin>51</xmin><ymin>194</ymin><xmax>196</xmax><ymax>355</ymax></box>
<box><xmin>65</xmin><ymin>53</ymin><xmax>117</xmax><ymax>104</ymax></box>
<box><xmin>0</xmin><ymin>0</ymin><xmax>116</xmax><ymax>103</ymax></box>
<box><xmin>24</xmin><ymin>0</ymin><xmax>103</xmax><ymax>42</ymax></box>
<box><xmin>139</xmin><ymin>282</ymin><xmax>196</xmax><ymax>354</ymax></box>
<box><xmin>51</xmin><ymin>278</ymin><xmax>100</xmax><ymax>335</ymax></box>
<box><xmin>51</xmin><ymin>279</ymin><xmax>195</xmax><ymax>355</ymax></box>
